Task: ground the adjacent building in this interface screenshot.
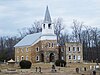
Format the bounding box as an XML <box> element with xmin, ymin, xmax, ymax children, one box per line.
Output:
<box><xmin>65</xmin><ymin>42</ymin><xmax>83</xmax><ymax>63</ymax></box>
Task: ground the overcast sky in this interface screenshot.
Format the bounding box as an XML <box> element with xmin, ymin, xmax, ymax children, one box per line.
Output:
<box><xmin>0</xmin><ymin>0</ymin><xmax>100</xmax><ymax>36</ymax></box>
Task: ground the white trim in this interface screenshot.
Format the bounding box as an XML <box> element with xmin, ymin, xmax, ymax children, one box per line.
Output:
<box><xmin>36</xmin><ymin>47</ymin><xmax>39</xmax><ymax>52</ymax></box>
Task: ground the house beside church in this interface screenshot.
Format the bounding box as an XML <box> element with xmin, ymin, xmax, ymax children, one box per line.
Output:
<box><xmin>14</xmin><ymin>6</ymin><xmax>83</xmax><ymax>64</ymax></box>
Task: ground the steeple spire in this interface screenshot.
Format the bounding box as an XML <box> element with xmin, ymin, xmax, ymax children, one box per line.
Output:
<box><xmin>44</xmin><ymin>6</ymin><xmax>52</xmax><ymax>23</ymax></box>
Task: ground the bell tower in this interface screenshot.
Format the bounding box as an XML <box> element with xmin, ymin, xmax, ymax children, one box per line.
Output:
<box><xmin>42</xmin><ymin>6</ymin><xmax>54</xmax><ymax>35</ymax></box>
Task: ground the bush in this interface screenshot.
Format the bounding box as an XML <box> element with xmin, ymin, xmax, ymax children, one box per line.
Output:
<box><xmin>19</xmin><ymin>60</ymin><xmax>32</xmax><ymax>69</ymax></box>
<box><xmin>55</xmin><ymin>60</ymin><xmax>66</xmax><ymax>67</ymax></box>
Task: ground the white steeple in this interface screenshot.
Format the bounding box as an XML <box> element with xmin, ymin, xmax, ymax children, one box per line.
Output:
<box><xmin>42</xmin><ymin>6</ymin><xmax>55</xmax><ymax>35</ymax></box>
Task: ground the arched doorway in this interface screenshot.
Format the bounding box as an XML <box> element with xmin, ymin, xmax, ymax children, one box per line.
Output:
<box><xmin>49</xmin><ymin>53</ymin><xmax>55</xmax><ymax>62</ymax></box>
<box><xmin>41</xmin><ymin>53</ymin><xmax>44</xmax><ymax>62</ymax></box>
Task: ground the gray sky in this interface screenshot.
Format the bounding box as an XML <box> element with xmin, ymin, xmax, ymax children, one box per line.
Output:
<box><xmin>0</xmin><ymin>0</ymin><xmax>100</xmax><ymax>36</ymax></box>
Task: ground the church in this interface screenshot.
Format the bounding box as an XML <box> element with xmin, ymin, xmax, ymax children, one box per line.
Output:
<box><xmin>14</xmin><ymin>6</ymin><xmax>83</xmax><ymax>64</ymax></box>
<box><xmin>14</xmin><ymin>6</ymin><xmax>58</xmax><ymax>63</ymax></box>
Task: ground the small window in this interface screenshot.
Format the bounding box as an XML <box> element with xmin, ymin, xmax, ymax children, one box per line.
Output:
<box><xmin>73</xmin><ymin>55</ymin><xmax>76</xmax><ymax>60</ymax></box>
<box><xmin>73</xmin><ymin>47</ymin><xmax>76</xmax><ymax>52</ymax></box>
<box><xmin>36</xmin><ymin>56</ymin><xmax>39</xmax><ymax>61</ymax></box>
<box><xmin>69</xmin><ymin>47</ymin><xmax>71</xmax><ymax>52</ymax></box>
<box><xmin>43</xmin><ymin>24</ymin><xmax>45</xmax><ymax>29</ymax></box>
<box><xmin>48</xmin><ymin>24</ymin><xmax>51</xmax><ymax>29</ymax></box>
<box><xmin>69</xmin><ymin>55</ymin><xmax>71</xmax><ymax>59</ymax></box>
<box><xmin>26</xmin><ymin>48</ymin><xmax>28</xmax><ymax>52</ymax></box>
<box><xmin>77</xmin><ymin>47</ymin><xmax>80</xmax><ymax>52</ymax></box>
<box><xmin>36</xmin><ymin>47</ymin><xmax>39</xmax><ymax>52</ymax></box>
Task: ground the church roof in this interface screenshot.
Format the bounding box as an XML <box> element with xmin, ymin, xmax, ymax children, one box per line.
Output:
<box><xmin>14</xmin><ymin>32</ymin><xmax>42</xmax><ymax>47</ymax></box>
<box><xmin>44</xmin><ymin>6</ymin><xmax>52</xmax><ymax>23</ymax></box>
<box><xmin>14</xmin><ymin>32</ymin><xmax>56</xmax><ymax>47</ymax></box>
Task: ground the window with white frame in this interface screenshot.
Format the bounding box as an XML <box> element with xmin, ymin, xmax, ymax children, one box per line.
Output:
<box><xmin>26</xmin><ymin>55</ymin><xmax>28</xmax><ymax>60</ymax></box>
<box><xmin>68</xmin><ymin>47</ymin><xmax>71</xmax><ymax>52</ymax></box>
<box><xmin>36</xmin><ymin>56</ymin><xmax>39</xmax><ymax>61</ymax></box>
<box><xmin>21</xmin><ymin>56</ymin><xmax>24</xmax><ymax>60</ymax></box>
<box><xmin>26</xmin><ymin>48</ymin><xmax>28</xmax><ymax>52</ymax></box>
<box><xmin>73</xmin><ymin>55</ymin><xmax>76</xmax><ymax>60</ymax></box>
<box><xmin>36</xmin><ymin>47</ymin><xmax>39</xmax><ymax>52</ymax></box>
<box><xmin>77</xmin><ymin>47</ymin><xmax>80</xmax><ymax>52</ymax></box>
<box><xmin>69</xmin><ymin>55</ymin><xmax>71</xmax><ymax>59</ymax></box>
<box><xmin>78</xmin><ymin>56</ymin><xmax>81</xmax><ymax>60</ymax></box>
<box><xmin>73</xmin><ymin>47</ymin><xmax>76</xmax><ymax>52</ymax></box>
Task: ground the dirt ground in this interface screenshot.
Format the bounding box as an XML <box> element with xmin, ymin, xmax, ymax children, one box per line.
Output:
<box><xmin>0</xmin><ymin>63</ymin><xmax>100</xmax><ymax>75</ymax></box>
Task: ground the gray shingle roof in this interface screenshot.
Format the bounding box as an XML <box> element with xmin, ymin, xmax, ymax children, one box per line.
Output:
<box><xmin>14</xmin><ymin>32</ymin><xmax>42</xmax><ymax>47</ymax></box>
<box><xmin>14</xmin><ymin>32</ymin><xmax>57</xmax><ymax>47</ymax></box>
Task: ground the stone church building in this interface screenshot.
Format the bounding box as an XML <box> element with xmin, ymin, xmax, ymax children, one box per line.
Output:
<box><xmin>14</xmin><ymin>6</ymin><xmax>58</xmax><ymax>63</ymax></box>
<box><xmin>14</xmin><ymin>6</ymin><xmax>83</xmax><ymax>64</ymax></box>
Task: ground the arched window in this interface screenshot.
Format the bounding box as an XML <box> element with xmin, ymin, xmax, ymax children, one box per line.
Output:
<box><xmin>36</xmin><ymin>56</ymin><xmax>39</xmax><ymax>61</ymax></box>
<box><xmin>43</xmin><ymin>24</ymin><xmax>45</xmax><ymax>29</ymax></box>
<box><xmin>69</xmin><ymin>47</ymin><xmax>71</xmax><ymax>52</ymax></box>
<box><xmin>77</xmin><ymin>47</ymin><xmax>80</xmax><ymax>52</ymax></box>
<box><xmin>48</xmin><ymin>24</ymin><xmax>51</xmax><ymax>29</ymax></box>
<box><xmin>73</xmin><ymin>55</ymin><xmax>76</xmax><ymax>60</ymax></box>
<box><xmin>36</xmin><ymin>47</ymin><xmax>39</xmax><ymax>52</ymax></box>
<box><xmin>69</xmin><ymin>55</ymin><xmax>71</xmax><ymax>59</ymax></box>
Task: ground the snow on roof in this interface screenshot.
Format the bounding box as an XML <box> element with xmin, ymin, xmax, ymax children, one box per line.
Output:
<box><xmin>14</xmin><ymin>32</ymin><xmax>42</xmax><ymax>47</ymax></box>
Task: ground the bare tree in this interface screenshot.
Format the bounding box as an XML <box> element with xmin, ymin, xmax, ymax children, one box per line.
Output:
<box><xmin>54</xmin><ymin>18</ymin><xmax>64</xmax><ymax>45</ymax></box>
<box><xmin>18</xmin><ymin>20</ymin><xmax>42</xmax><ymax>38</ymax></box>
<box><xmin>71</xmin><ymin>20</ymin><xmax>83</xmax><ymax>42</ymax></box>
